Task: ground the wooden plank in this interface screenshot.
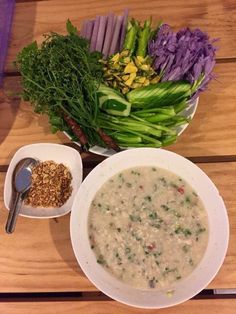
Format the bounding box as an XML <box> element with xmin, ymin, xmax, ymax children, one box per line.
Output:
<box><xmin>0</xmin><ymin>97</ymin><xmax>70</xmax><ymax>162</ymax></box>
<box><xmin>5</xmin><ymin>0</ymin><xmax>236</xmax><ymax>72</ymax></box>
<box><xmin>0</xmin><ymin>76</ymin><xmax>71</xmax><ymax>165</ymax></box>
<box><xmin>1</xmin><ymin>61</ymin><xmax>236</xmax><ymax>164</ymax></box>
<box><xmin>0</xmin><ymin>161</ymin><xmax>235</xmax><ymax>292</ymax></box>
<box><xmin>198</xmin><ymin>163</ymin><xmax>236</xmax><ymax>289</ymax></box>
<box><xmin>0</xmin><ymin>299</ymin><xmax>236</xmax><ymax>314</ymax></box>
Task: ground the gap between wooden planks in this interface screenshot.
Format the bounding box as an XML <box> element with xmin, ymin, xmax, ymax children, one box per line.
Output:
<box><xmin>0</xmin><ymin>290</ymin><xmax>215</xmax><ymax>302</ymax></box>
<box><xmin>0</xmin><ymin>161</ymin><xmax>235</xmax><ymax>292</ymax></box>
<box><xmin>5</xmin><ymin>0</ymin><xmax>236</xmax><ymax>73</ymax></box>
<box><xmin>0</xmin><ymin>289</ymin><xmax>236</xmax><ymax>302</ymax></box>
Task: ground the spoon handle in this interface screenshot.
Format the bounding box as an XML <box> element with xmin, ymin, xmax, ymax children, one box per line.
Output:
<box><xmin>5</xmin><ymin>192</ymin><xmax>23</xmax><ymax>234</ymax></box>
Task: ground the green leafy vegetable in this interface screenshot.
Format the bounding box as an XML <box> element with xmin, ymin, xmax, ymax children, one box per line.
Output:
<box><xmin>66</xmin><ymin>19</ymin><xmax>78</xmax><ymax>35</ymax></box>
<box><xmin>15</xmin><ymin>21</ymin><xmax>119</xmax><ymax>150</ymax></box>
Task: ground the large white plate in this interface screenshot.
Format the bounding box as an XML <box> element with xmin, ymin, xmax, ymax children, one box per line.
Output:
<box><xmin>70</xmin><ymin>148</ymin><xmax>229</xmax><ymax>309</ymax></box>
<box><xmin>64</xmin><ymin>98</ymin><xmax>198</xmax><ymax>157</ymax></box>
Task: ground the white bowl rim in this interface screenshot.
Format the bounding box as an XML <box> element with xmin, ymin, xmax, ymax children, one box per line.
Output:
<box><xmin>70</xmin><ymin>148</ymin><xmax>229</xmax><ymax>309</ymax></box>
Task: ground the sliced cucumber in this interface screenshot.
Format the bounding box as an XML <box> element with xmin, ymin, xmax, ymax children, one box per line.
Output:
<box><xmin>98</xmin><ymin>84</ymin><xmax>131</xmax><ymax>116</ymax></box>
<box><xmin>126</xmin><ymin>81</ymin><xmax>191</xmax><ymax>109</ymax></box>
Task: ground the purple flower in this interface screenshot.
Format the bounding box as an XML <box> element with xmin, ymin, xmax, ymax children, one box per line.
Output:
<box><xmin>149</xmin><ymin>24</ymin><xmax>217</xmax><ymax>97</ymax></box>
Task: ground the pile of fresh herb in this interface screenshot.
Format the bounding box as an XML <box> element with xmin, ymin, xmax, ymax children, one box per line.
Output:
<box><xmin>16</xmin><ymin>20</ymin><xmax>119</xmax><ymax>150</ymax></box>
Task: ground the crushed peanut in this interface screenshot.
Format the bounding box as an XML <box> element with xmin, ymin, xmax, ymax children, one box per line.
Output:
<box><xmin>24</xmin><ymin>160</ymin><xmax>73</xmax><ymax>208</ymax></box>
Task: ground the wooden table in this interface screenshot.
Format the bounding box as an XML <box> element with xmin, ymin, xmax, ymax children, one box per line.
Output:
<box><xmin>0</xmin><ymin>0</ymin><xmax>236</xmax><ymax>313</ymax></box>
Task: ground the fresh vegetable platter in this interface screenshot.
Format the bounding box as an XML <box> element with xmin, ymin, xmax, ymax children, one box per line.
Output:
<box><xmin>16</xmin><ymin>10</ymin><xmax>216</xmax><ymax>155</ymax></box>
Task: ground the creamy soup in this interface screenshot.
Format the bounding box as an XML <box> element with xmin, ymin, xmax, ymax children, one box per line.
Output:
<box><xmin>88</xmin><ymin>166</ymin><xmax>208</xmax><ymax>289</ymax></box>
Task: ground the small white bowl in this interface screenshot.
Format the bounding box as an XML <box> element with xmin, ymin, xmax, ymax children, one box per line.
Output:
<box><xmin>70</xmin><ymin>148</ymin><xmax>229</xmax><ymax>309</ymax></box>
<box><xmin>4</xmin><ymin>143</ymin><xmax>83</xmax><ymax>218</ymax></box>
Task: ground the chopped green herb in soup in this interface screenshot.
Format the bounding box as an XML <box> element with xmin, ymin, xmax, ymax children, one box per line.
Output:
<box><xmin>88</xmin><ymin>167</ymin><xmax>208</xmax><ymax>289</ymax></box>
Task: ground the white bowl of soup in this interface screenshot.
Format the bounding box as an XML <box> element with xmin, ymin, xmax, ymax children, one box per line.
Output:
<box><xmin>70</xmin><ymin>148</ymin><xmax>229</xmax><ymax>309</ymax></box>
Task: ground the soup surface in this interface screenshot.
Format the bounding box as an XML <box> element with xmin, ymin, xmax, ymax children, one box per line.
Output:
<box><xmin>88</xmin><ymin>166</ymin><xmax>208</xmax><ymax>289</ymax></box>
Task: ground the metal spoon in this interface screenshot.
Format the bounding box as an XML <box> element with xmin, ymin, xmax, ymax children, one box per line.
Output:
<box><xmin>5</xmin><ymin>157</ymin><xmax>38</xmax><ymax>234</ymax></box>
